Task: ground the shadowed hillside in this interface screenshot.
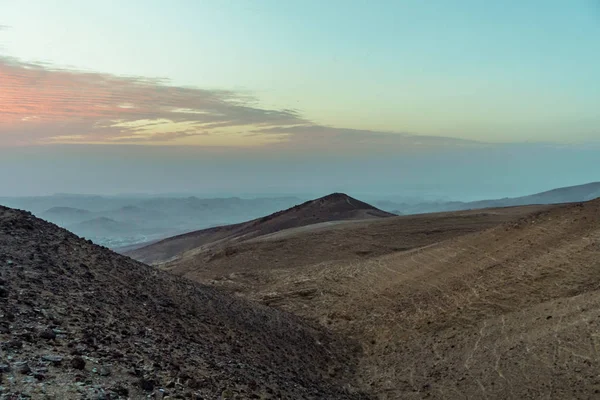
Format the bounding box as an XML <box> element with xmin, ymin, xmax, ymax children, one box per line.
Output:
<box><xmin>0</xmin><ymin>205</ymin><xmax>369</xmax><ymax>399</ymax></box>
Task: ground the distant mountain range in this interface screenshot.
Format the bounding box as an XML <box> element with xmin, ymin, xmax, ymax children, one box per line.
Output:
<box><xmin>1</xmin><ymin>181</ymin><xmax>599</xmax><ymax>250</ymax></box>
<box><xmin>0</xmin><ymin>195</ymin><xmax>304</xmax><ymax>248</ymax></box>
<box><xmin>374</xmin><ymin>181</ymin><xmax>600</xmax><ymax>214</ymax></box>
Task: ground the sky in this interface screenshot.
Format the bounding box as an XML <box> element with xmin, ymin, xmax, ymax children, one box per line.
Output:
<box><xmin>0</xmin><ymin>1</ymin><xmax>599</xmax><ymax>198</ymax></box>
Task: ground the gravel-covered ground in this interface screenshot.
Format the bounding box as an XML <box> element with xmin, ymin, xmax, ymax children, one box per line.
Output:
<box><xmin>0</xmin><ymin>205</ymin><xmax>369</xmax><ymax>400</ymax></box>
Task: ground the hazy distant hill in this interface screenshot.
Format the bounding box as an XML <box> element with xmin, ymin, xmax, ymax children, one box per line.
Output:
<box><xmin>41</xmin><ymin>206</ymin><xmax>93</xmax><ymax>225</ymax></box>
<box><xmin>66</xmin><ymin>217</ymin><xmax>139</xmax><ymax>237</ymax></box>
<box><xmin>43</xmin><ymin>206</ymin><xmax>92</xmax><ymax>216</ymax></box>
<box><xmin>377</xmin><ymin>181</ymin><xmax>600</xmax><ymax>214</ymax></box>
<box><xmin>0</xmin><ymin>194</ymin><xmax>304</xmax><ymax>249</ymax></box>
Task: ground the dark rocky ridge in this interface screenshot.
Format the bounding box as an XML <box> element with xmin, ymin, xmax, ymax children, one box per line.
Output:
<box><xmin>0</xmin><ymin>205</ymin><xmax>369</xmax><ymax>399</ymax></box>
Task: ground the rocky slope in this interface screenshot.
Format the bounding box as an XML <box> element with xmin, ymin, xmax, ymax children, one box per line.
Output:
<box><xmin>0</xmin><ymin>205</ymin><xmax>369</xmax><ymax>399</ymax></box>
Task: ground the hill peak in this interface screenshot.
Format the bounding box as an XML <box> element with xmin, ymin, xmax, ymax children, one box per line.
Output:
<box><xmin>314</xmin><ymin>192</ymin><xmax>377</xmax><ymax>208</ymax></box>
<box><xmin>128</xmin><ymin>193</ymin><xmax>394</xmax><ymax>264</ymax></box>
<box><xmin>259</xmin><ymin>193</ymin><xmax>390</xmax><ymax>223</ymax></box>
<box><xmin>321</xmin><ymin>192</ymin><xmax>351</xmax><ymax>200</ymax></box>
<box><xmin>43</xmin><ymin>206</ymin><xmax>91</xmax><ymax>214</ymax></box>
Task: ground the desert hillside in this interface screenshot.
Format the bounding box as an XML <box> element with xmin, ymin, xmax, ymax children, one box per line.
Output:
<box><xmin>0</xmin><ymin>205</ymin><xmax>368</xmax><ymax>399</ymax></box>
<box><xmin>127</xmin><ymin>193</ymin><xmax>394</xmax><ymax>264</ymax></box>
<box><xmin>163</xmin><ymin>205</ymin><xmax>552</xmax><ymax>291</ymax></box>
<box><xmin>161</xmin><ymin>199</ymin><xmax>600</xmax><ymax>399</ymax></box>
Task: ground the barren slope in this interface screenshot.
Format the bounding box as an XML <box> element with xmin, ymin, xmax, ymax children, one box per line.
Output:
<box><xmin>0</xmin><ymin>206</ymin><xmax>369</xmax><ymax>399</ymax></box>
<box><xmin>164</xmin><ymin>200</ymin><xmax>600</xmax><ymax>399</ymax></box>
<box><xmin>128</xmin><ymin>193</ymin><xmax>394</xmax><ymax>264</ymax></box>
<box><xmin>163</xmin><ymin>205</ymin><xmax>551</xmax><ymax>293</ymax></box>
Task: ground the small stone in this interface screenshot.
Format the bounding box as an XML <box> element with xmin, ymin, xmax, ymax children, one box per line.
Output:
<box><xmin>70</xmin><ymin>356</ymin><xmax>86</xmax><ymax>370</ymax></box>
<box><xmin>99</xmin><ymin>366</ymin><xmax>111</xmax><ymax>376</ymax></box>
<box><xmin>19</xmin><ymin>332</ymin><xmax>33</xmax><ymax>343</ymax></box>
<box><xmin>139</xmin><ymin>378</ymin><xmax>155</xmax><ymax>391</ymax></box>
<box><xmin>34</xmin><ymin>372</ymin><xmax>46</xmax><ymax>381</ymax></box>
<box><xmin>94</xmin><ymin>390</ymin><xmax>108</xmax><ymax>400</ymax></box>
<box><xmin>39</xmin><ymin>329</ymin><xmax>56</xmax><ymax>340</ymax></box>
<box><xmin>15</xmin><ymin>362</ymin><xmax>30</xmax><ymax>374</ymax></box>
<box><xmin>0</xmin><ymin>364</ymin><xmax>10</xmax><ymax>373</ymax></box>
<box><xmin>2</xmin><ymin>339</ymin><xmax>22</xmax><ymax>349</ymax></box>
<box><xmin>0</xmin><ymin>286</ymin><xmax>8</xmax><ymax>298</ymax></box>
<box><xmin>42</xmin><ymin>355</ymin><xmax>63</xmax><ymax>365</ymax></box>
<box><xmin>111</xmin><ymin>384</ymin><xmax>129</xmax><ymax>396</ymax></box>
<box><xmin>72</xmin><ymin>344</ymin><xmax>87</xmax><ymax>355</ymax></box>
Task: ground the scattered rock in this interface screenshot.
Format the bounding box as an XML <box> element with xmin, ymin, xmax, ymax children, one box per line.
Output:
<box><xmin>140</xmin><ymin>377</ymin><xmax>156</xmax><ymax>391</ymax></box>
<box><xmin>0</xmin><ymin>205</ymin><xmax>367</xmax><ymax>400</ymax></box>
<box><xmin>110</xmin><ymin>384</ymin><xmax>129</xmax><ymax>397</ymax></box>
<box><xmin>14</xmin><ymin>362</ymin><xmax>31</xmax><ymax>374</ymax></box>
<box><xmin>99</xmin><ymin>365</ymin><xmax>111</xmax><ymax>376</ymax></box>
<box><xmin>42</xmin><ymin>355</ymin><xmax>63</xmax><ymax>365</ymax></box>
<box><xmin>2</xmin><ymin>339</ymin><xmax>23</xmax><ymax>350</ymax></box>
<box><xmin>70</xmin><ymin>356</ymin><xmax>86</xmax><ymax>370</ymax></box>
<box><xmin>39</xmin><ymin>328</ymin><xmax>57</xmax><ymax>340</ymax></box>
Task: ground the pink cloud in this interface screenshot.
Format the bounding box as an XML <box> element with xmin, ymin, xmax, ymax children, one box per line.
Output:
<box><xmin>0</xmin><ymin>56</ymin><xmax>307</xmax><ymax>145</ymax></box>
<box><xmin>0</xmin><ymin>56</ymin><xmax>484</xmax><ymax>152</ymax></box>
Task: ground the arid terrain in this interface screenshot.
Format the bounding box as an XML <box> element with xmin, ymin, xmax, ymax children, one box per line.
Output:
<box><xmin>135</xmin><ymin>195</ymin><xmax>600</xmax><ymax>399</ymax></box>
<box><xmin>3</xmin><ymin>192</ymin><xmax>600</xmax><ymax>399</ymax></box>
<box><xmin>160</xmin><ymin>202</ymin><xmax>553</xmax><ymax>297</ymax></box>
<box><xmin>0</xmin><ymin>205</ymin><xmax>369</xmax><ymax>399</ymax></box>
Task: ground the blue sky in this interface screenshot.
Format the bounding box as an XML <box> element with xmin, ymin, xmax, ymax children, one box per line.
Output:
<box><xmin>0</xmin><ymin>1</ymin><xmax>599</xmax><ymax>196</ymax></box>
<box><xmin>2</xmin><ymin>0</ymin><xmax>599</xmax><ymax>142</ymax></box>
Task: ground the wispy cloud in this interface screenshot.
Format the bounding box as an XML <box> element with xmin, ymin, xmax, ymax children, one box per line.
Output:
<box><xmin>0</xmin><ymin>56</ymin><xmax>307</xmax><ymax>145</ymax></box>
<box><xmin>256</xmin><ymin>125</ymin><xmax>483</xmax><ymax>153</ymax></box>
<box><xmin>0</xmin><ymin>55</ymin><xmax>486</xmax><ymax>150</ymax></box>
